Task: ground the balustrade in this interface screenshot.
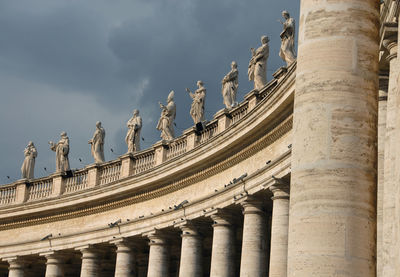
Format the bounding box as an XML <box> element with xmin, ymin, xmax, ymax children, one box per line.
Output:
<box><xmin>199</xmin><ymin>121</ymin><xmax>219</xmax><ymax>144</ymax></box>
<box><xmin>134</xmin><ymin>150</ymin><xmax>155</xmax><ymax>174</ymax></box>
<box><xmin>99</xmin><ymin>161</ymin><xmax>121</xmax><ymax>185</ymax></box>
<box><xmin>27</xmin><ymin>178</ymin><xmax>53</xmax><ymax>201</ymax></box>
<box><xmin>230</xmin><ymin>104</ymin><xmax>248</xmax><ymax>125</ymax></box>
<box><xmin>0</xmin><ymin>185</ymin><xmax>16</xmax><ymax>205</ymax></box>
<box><xmin>64</xmin><ymin>170</ymin><xmax>88</xmax><ymax>193</ymax></box>
<box><xmin>166</xmin><ymin>137</ymin><xmax>187</xmax><ymax>160</ymax></box>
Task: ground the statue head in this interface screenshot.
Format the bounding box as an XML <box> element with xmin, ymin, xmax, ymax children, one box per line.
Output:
<box><xmin>28</xmin><ymin>141</ymin><xmax>34</xmax><ymax>147</ymax></box>
<box><xmin>231</xmin><ymin>61</ymin><xmax>237</xmax><ymax>69</ymax></box>
<box><xmin>96</xmin><ymin>121</ymin><xmax>102</xmax><ymax>128</ymax></box>
<box><xmin>168</xmin><ymin>90</ymin><xmax>175</xmax><ymax>102</ymax></box>
<box><xmin>60</xmin><ymin>131</ymin><xmax>67</xmax><ymax>137</ymax></box>
<box><xmin>282</xmin><ymin>10</ymin><xmax>290</xmax><ymax>19</ymax></box>
<box><xmin>261</xmin><ymin>36</ymin><xmax>270</xmax><ymax>44</ymax></box>
<box><xmin>133</xmin><ymin>109</ymin><xmax>139</xmax><ymax>116</ymax></box>
<box><xmin>197</xmin><ymin>80</ymin><xmax>203</xmax><ymax>87</ymax></box>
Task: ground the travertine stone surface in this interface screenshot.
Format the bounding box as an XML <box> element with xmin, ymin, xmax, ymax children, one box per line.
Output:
<box><xmin>239</xmin><ymin>198</ymin><xmax>267</xmax><ymax>277</ymax></box>
<box><xmin>288</xmin><ymin>1</ymin><xmax>379</xmax><ymax>276</ymax></box>
<box><xmin>113</xmin><ymin>239</ymin><xmax>135</xmax><ymax>277</ymax></box>
<box><xmin>377</xmin><ymin>76</ymin><xmax>388</xmax><ymax>277</ymax></box>
<box><xmin>6</xmin><ymin>258</ymin><xmax>25</xmax><ymax>277</ymax></box>
<box><xmin>146</xmin><ymin>232</ymin><xmax>169</xmax><ymax>277</ymax></box>
<box><xmin>79</xmin><ymin>247</ymin><xmax>101</xmax><ymax>277</ymax></box>
<box><xmin>268</xmin><ymin>183</ymin><xmax>289</xmax><ymax>277</ymax></box>
<box><xmin>209</xmin><ymin>213</ymin><xmax>235</xmax><ymax>277</ymax></box>
<box><xmin>43</xmin><ymin>252</ymin><xmax>65</xmax><ymax>277</ymax></box>
<box><xmin>382</xmin><ymin>35</ymin><xmax>399</xmax><ymax>277</ymax></box>
<box><xmin>177</xmin><ymin>221</ymin><xmax>203</xmax><ymax>277</ymax></box>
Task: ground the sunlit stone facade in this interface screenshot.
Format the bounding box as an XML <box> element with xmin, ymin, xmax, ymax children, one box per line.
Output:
<box><xmin>0</xmin><ymin>1</ymin><xmax>397</xmax><ymax>276</ymax></box>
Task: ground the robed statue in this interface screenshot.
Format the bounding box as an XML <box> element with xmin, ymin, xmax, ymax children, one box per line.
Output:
<box><xmin>125</xmin><ymin>109</ymin><xmax>142</xmax><ymax>153</ymax></box>
<box><xmin>49</xmin><ymin>131</ymin><xmax>70</xmax><ymax>173</ymax></box>
<box><xmin>186</xmin><ymin>80</ymin><xmax>206</xmax><ymax>124</ymax></box>
<box><xmin>21</xmin><ymin>141</ymin><xmax>37</xmax><ymax>179</ymax></box>
<box><xmin>248</xmin><ymin>36</ymin><xmax>269</xmax><ymax>90</ymax></box>
<box><xmin>157</xmin><ymin>91</ymin><xmax>176</xmax><ymax>141</ymax></box>
<box><xmin>279</xmin><ymin>10</ymin><xmax>296</xmax><ymax>66</ymax></box>
<box><xmin>89</xmin><ymin>121</ymin><xmax>105</xmax><ymax>163</ymax></box>
<box><xmin>222</xmin><ymin>61</ymin><xmax>239</xmax><ymax>109</ymax></box>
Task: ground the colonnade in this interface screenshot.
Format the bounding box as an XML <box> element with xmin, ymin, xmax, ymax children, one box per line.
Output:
<box><xmin>3</xmin><ymin>182</ymin><xmax>290</xmax><ymax>277</ymax></box>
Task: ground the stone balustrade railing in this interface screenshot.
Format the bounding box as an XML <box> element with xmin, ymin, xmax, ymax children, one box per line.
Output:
<box><xmin>0</xmin><ymin>64</ymin><xmax>295</xmax><ymax>205</ymax></box>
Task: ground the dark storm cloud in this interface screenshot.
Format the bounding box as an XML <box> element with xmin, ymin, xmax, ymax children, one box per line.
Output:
<box><xmin>0</xmin><ymin>0</ymin><xmax>299</xmax><ymax>183</ymax></box>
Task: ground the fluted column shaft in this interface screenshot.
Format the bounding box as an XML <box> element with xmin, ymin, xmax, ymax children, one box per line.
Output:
<box><xmin>239</xmin><ymin>199</ymin><xmax>267</xmax><ymax>277</ymax></box>
<box><xmin>288</xmin><ymin>1</ymin><xmax>379</xmax><ymax>276</ymax></box>
<box><xmin>79</xmin><ymin>248</ymin><xmax>100</xmax><ymax>277</ymax></box>
<box><xmin>178</xmin><ymin>223</ymin><xmax>203</xmax><ymax>277</ymax></box>
<box><xmin>209</xmin><ymin>213</ymin><xmax>235</xmax><ymax>277</ymax></box>
<box><xmin>147</xmin><ymin>234</ymin><xmax>169</xmax><ymax>277</ymax></box>
<box><xmin>44</xmin><ymin>253</ymin><xmax>65</xmax><ymax>277</ymax></box>
<box><xmin>269</xmin><ymin>183</ymin><xmax>290</xmax><ymax>277</ymax></box>
<box><xmin>114</xmin><ymin>240</ymin><xmax>135</xmax><ymax>277</ymax></box>
<box><xmin>7</xmin><ymin>258</ymin><xmax>25</xmax><ymax>277</ymax></box>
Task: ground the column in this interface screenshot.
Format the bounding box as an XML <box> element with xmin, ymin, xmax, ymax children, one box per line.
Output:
<box><xmin>136</xmin><ymin>254</ymin><xmax>148</xmax><ymax>277</ymax></box>
<box><xmin>239</xmin><ymin>197</ymin><xmax>267</xmax><ymax>277</ymax></box>
<box><xmin>145</xmin><ymin>231</ymin><xmax>169</xmax><ymax>277</ymax></box>
<box><xmin>113</xmin><ymin>239</ymin><xmax>135</xmax><ymax>277</ymax></box>
<box><xmin>209</xmin><ymin>212</ymin><xmax>235</xmax><ymax>277</ymax></box>
<box><xmin>288</xmin><ymin>1</ymin><xmax>379</xmax><ymax>277</ymax></box>
<box><xmin>268</xmin><ymin>183</ymin><xmax>290</xmax><ymax>277</ymax></box>
<box><xmin>78</xmin><ymin>247</ymin><xmax>101</xmax><ymax>277</ymax></box>
<box><xmin>382</xmin><ymin>35</ymin><xmax>398</xmax><ymax>277</ymax></box>
<box><xmin>6</xmin><ymin>258</ymin><xmax>25</xmax><ymax>277</ymax></box>
<box><xmin>377</xmin><ymin>75</ymin><xmax>388</xmax><ymax>277</ymax></box>
<box><xmin>176</xmin><ymin>221</ymin><xmax>203</xmax><ymax>277</ymax></box>
<box><xmin>42</xmin><ymin>252</ymin><xmax>65</xmax><ymax>277</ymax></box>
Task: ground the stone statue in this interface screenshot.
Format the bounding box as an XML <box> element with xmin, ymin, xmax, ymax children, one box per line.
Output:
<box><xmin>21</xmin><ymin>141</ymin><xmax>37</xmax><ymax>179</ymax></box>
<box><xmin>222</xmin><ymin>61</ymin><xmax>239</xmax><ymax>109</ymax></box>
<box><xmin>125</xmin><ymin>109</ymin><xmax>142</xmax><ymax>153</ymax></box>
<box><xmin>279</xmin><ymin>10</ymin><xmax>296</xmax><ymax>66</ymax></box>
<box><xmin>186</xmin><ymin>80</ymin><xmax>206</xmax><ymax>124</ymax></box>
<box><xmin>157</xmin><ymin>91</ymin><xmax>176</xmax><ymax>141</ymax></box>
<box><xmin>49</xmin><ymin>132</ymin><xmax>70</xmax><ymax>173</ymax></box>
<box><xmin>248</xmin><ymin>36</ymin><xmax>269</xmax><ymax>90</ymax></box>
<box><xmin>88</xmin><ymin>121</ymin><xmax>105</xmax><ymax>163</ymax></box>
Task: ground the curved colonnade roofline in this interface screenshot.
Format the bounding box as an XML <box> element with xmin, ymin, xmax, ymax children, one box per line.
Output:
<box><xmin>0</xmin><ymin>63</ymin><xmax>295</xmax><ymax>269</ymax></box>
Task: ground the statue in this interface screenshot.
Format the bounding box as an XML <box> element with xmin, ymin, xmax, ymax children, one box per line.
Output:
<box><xmin>248</xmin><ymin>36</ymin><xmax>269</xmax><ymax>90</ymax></box>
<box><xmin>279</xmin><ymin>10</ymin><xmax>296</xmax><ymax>66</ymax></box>
<box><xmin>21</xmin><ymin>141</ymin><xmax>37</xmax><ymax>179</ymax></box>
<box><xmin>186</xmin><ymin>80</ymin><xmax>206</xmax><ymax>124</ymax></box>
<box><xmin>49</xmin><ymin>132</ymin><xmax>70</xmax><ymax>173</ymax></box>
<box><xmin>125</xmin><ymin>109</ymin><xmax>142</xmax><ymax>153</ymax></box>
<box><xmin>221</xmin><ymin>61</ymin><xmax>239</xmax><ymax>109</ymax></box>
<box><xmin>88</xmin><ymin>121</ymin><xmax>105</xmax><ymax>163</ymax></box>
<box><xmin>157</xmin><ymin>91</ymin><xmax>176</xmax><ymax>141</ymax></box>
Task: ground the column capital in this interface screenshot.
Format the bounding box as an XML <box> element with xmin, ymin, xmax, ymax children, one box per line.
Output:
<box><xmin>142</xmin><ymin>229</ymin><xmax>169</xmax><ymax>246</ymax></box>
<box><xmin>175</xmin><ymin>220</ymin><xmax>201</xmax><ymax>237</ymax></box>
<box><xmin>75</xmin><ymin>245</ymin><xmax>103</xmax><ymax>259</ymax></box>
<box><xmin>207</xmin><ymin>209</ymin><xmax>234</xmax><ymax>227</ymax></box>
<box><xmin>269</xmin><ymin>182</ymin><xmax>290</xmax><ymax>200</ymax></box>
<box><xmin>236</xmin><ymin>195</ymin><xmax>265</xmax><ymax>215</ymax></box>
<box><xmin>110</xmin><ymin>238</ymin><xmax>135</xmax><ymax>253</ymax></box>
<box><xmin>383</xmin><ymin>35</ymin><xmax>398</xmax><ymax>62</ymax></box>
<box><xmin>4</xmin><ymin>256</ymin><xmax>26</xmax><ymax>267</ymax></box>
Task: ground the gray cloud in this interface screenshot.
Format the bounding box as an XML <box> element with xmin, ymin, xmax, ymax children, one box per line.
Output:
<box><xmin>0</xmin><ymin>0</ymin><xmax>299</xmax><ymax>183</ymax></box>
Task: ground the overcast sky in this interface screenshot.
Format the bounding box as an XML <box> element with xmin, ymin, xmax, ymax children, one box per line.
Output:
<box><xmin>0</xmin><ymin>0</ymin><xmax>300</xmax><ymax>184</ymax></box>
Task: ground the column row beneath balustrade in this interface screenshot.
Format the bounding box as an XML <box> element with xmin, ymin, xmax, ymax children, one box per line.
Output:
<box><xmin>4</xmin><ymin>183</ymin><xmax>289</xmax><ymax>277</ymax></box>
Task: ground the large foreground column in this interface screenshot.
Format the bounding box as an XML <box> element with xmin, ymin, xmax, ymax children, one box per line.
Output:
<box><xmin>288</xmin><ymin>1</ymin><xmax>379</xmax><ymax>277</ymax></box>
<box><xmin>269</xmin><ymin>182</ymin><xmax>290</xmax><ymax>277</ymax></box>
<box><xmin>176</xmin><ymin>221</ymin><xmax>203</xmax><ymax>277</ymax></box>
<box><xmin>209</xmin><ymin>212</ymin><xmax>235</xmax><ymax>277</ymax></box>
<box><xmin>239</xmin><ymin>197</ymin><xmax>267</xmax><ymax>277</ymax></box>
<box><xmin>145</xmin><ymin>231</ymin><xmax>169</xmax><ymax>277</ymax></box>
